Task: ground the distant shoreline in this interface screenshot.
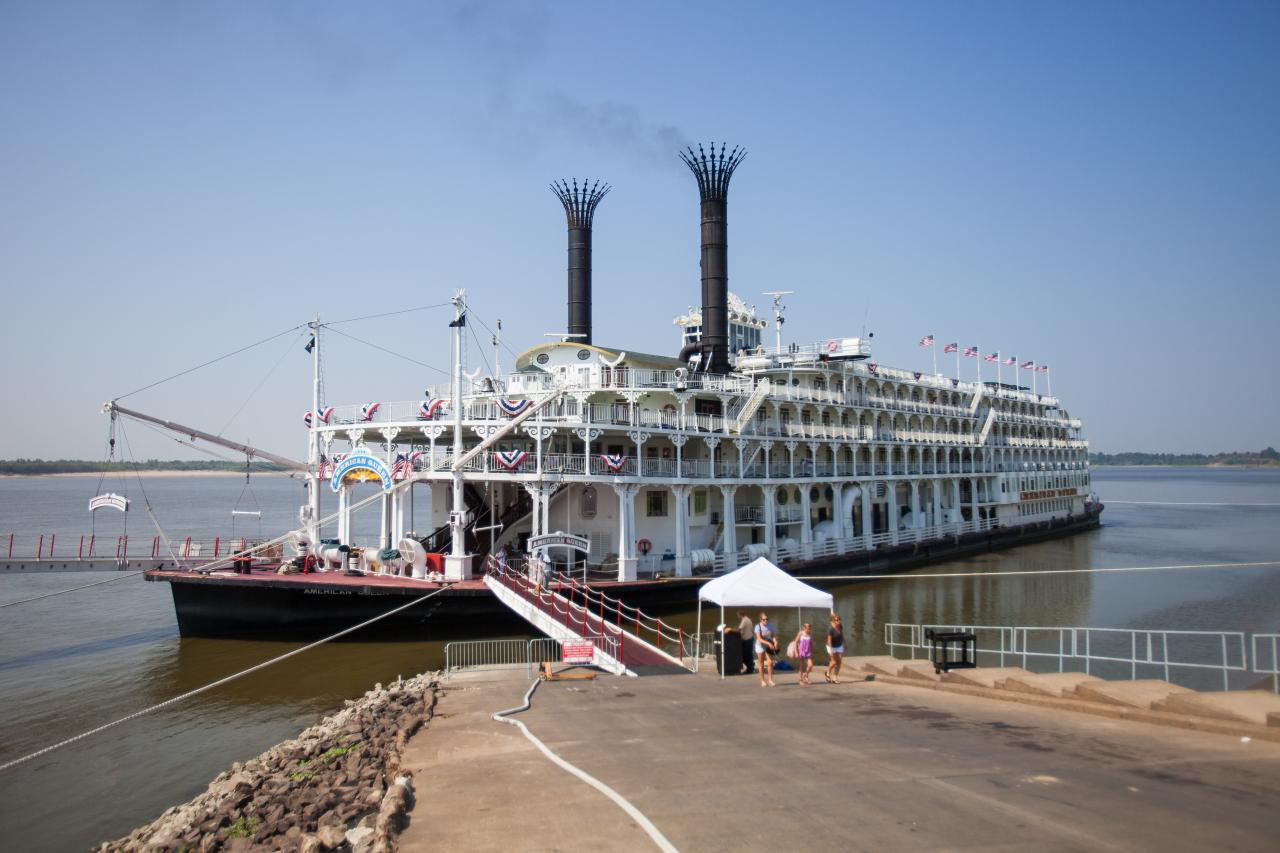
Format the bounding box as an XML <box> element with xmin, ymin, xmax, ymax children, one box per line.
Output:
<box><xmin>0</xmin><ymin>470</ymin><xmax>296</xmax><ymax>479</ymax></box>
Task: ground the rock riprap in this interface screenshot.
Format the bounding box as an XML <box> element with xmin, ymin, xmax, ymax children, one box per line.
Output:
<box><xmin>99</xmin><ymin>673</ymin><xmax>439</xmax><ymax>853</ymax></box>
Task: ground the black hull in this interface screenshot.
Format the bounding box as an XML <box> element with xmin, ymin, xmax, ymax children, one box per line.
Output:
<box><xmin>158</xmin><ymin>508</ymin><xmax>1102</xmax><ymax>639</ymax></box>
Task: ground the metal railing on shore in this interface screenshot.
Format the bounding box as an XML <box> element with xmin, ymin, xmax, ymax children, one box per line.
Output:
<box><xmin>1</xmin><ymin>532</ymin><xmax>276</xmax><ymax>563</ymax></box>
<box><xmin>882</xmin><ymin>622</ymin><xmax>1277</xmax><ymax>692</ymax></box>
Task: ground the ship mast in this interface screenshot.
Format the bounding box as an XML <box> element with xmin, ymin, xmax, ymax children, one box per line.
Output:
<box><xmin>307</xmin><ymin>314</ymin><xmax>322</xmax><ymax>546</ymax></box>
<box><xmin>446</xmin><ymin>290</ymin><xmax>471</xmax><ymax>579</ymax></box>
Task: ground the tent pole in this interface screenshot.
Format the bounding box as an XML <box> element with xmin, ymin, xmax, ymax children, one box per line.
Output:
<box><xmin>696</xmin><ymin>598</ymin><xmax>702</xmax><ymax>674</ymax></box>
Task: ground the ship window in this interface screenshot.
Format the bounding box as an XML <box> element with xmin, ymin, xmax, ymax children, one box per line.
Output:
<box><xmin>777</xmin><ymin>489</ymin><xmax>788</xmax><ymax>506</ymax></box>
<box><xmin>646</xmin><ymin>491</ymin><xmax>667</xmax><ymax>517</ymax></box>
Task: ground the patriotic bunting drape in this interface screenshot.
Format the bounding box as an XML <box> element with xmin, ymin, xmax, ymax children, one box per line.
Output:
<box><xmin>494</xmin><ymin>449</ymin><xmax>528</xmax><ymax>470</ymax></box>
<box><xmin>497</xmin><ymin>399</ymin><xmax>533</xmax><ymax>417</ymax></box>
<box><xmin>418</xmin><ymin>399</ymin><xmax>444</xmax><ymax>420</ymax></box>
<box><xmin>600</xmin><ymin>453</ymin><xmax>627</xmax><ymax>473</ymax></box>
<box><xmin>304</xmin><ymin>406</ymin><xmax>334</xmax><ymax>428</ymax></box>
<box><xmin>360</xmin><ymin>402</ymin><xmax>381</xmax><ymax>422</ymax></box>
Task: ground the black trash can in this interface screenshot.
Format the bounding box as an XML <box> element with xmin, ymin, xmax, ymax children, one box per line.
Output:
<box><xmin>716</xmin><ymin>627</ymin><xmax>743</xmax><ymax>676</ymax></box>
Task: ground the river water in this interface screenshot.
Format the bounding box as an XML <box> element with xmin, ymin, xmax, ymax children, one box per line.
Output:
<box><xmin>0</xmin><ymin>467</ymin><xmax>1277</xmax><ymax>850</ymax></box>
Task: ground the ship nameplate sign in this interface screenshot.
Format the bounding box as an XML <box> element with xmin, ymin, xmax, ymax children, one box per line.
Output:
<box><xmin>330</xmin><ymin>452</ymin><xmax>392</xmax><ymax>493</ymax></box>
<box><xmin>528</xmin><ymin>532</ymin><xmax>590</xmax><ymax>553</ymax></box>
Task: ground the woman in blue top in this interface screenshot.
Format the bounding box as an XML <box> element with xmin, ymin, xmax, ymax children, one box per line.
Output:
<box><xmin>754</xmin><ymin>612</ymin><xmax>778</xmax><ymax>687</ymax></box>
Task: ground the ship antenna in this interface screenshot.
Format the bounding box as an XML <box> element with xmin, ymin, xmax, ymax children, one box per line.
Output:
<box><xmin>762</xmin><ymin>290</ymin><xmax>793</xmax><ymax>353</ymax></box>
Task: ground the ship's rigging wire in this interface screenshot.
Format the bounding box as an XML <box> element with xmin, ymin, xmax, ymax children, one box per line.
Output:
<box><xmin>326</xmin><ymin>301</ymin><xmax>451</xmax><ymax>326</ymax></box>
<box><xmin>113</xmin><ymin>323</ymin><xmax>307</xmax><ymax>401</ymax></box>
<box><xmin>469</xmin><ymin>310</ymin><xmax>520</xmax><ymax>362</ymax></box>
<box><xmin>0</xmin><ymin>586</ymin><xmax>450</xmax><ymax>773</ymax></box>
<box><xmin>794</xmin><ymin>559</ymin><xmax>1280</xmax><ymax>582</ymax></box>
<box><xmin>467</xmin><ymin>319</ymin><xmax>496</xmax><ymax>379</ymax></box>
<box><xmin>216</xmin><ymin>326</ymin><xmax>309</xmax><ymax>437</ymax></box>
<box><xmin>325</xmin><ymin>326</ymin><xmax>450</xmax><ymax>377</ymax></box>
<box><xmin>117</xmin><ymin>419</ymin><xmax>189</xmax><ymax>572</ymax></box>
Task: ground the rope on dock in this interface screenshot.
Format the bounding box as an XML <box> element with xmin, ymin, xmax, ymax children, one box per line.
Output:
<box><xmin>493</xmin><ymin>679</ymin><xmax>680</xmax><ymax>853</ymax></box>
<box><xmin>0</xmin><ymin>586</ymin><xmax>449</xmax><ymax>774</ymax></box>
<box><xmin>795</xmin><ymin>559</ymin><xmax>1280</xmax><ymax>582</ymax></box>
<box><xmin>0</xmin><ymin>571</ymin><xmax>145</xmax><ymax>608</ymax></box>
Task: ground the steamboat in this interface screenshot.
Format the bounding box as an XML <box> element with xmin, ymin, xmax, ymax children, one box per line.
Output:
<box><xmin>128</xmin><ymin>143</ymin><xmax>1100</xmax><ymax>637</ymax></box>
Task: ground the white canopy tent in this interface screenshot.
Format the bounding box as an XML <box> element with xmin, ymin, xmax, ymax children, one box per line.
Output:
<box><xmin>697</xmin><ymin>557</ymin><xmax>835</xmax><ymax>678</ymax></box>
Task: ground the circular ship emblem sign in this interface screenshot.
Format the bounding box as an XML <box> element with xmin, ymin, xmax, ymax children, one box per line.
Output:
<box><xmin>329</xmin><ymin>452</ymin><xmax>392</xmax><ymax>493</ymax></box>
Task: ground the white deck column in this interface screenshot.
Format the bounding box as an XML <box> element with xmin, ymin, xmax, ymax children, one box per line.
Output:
<box><xmin>614</xmin><ymin>484</ymin><xmax>637</xmax><ymax>581</ymax></box>
<box><xmin>931</xmin><ymin>480</ymin><xmax>942</xmax><ymax>535</ymax></box>
<box><xmin>910</xmin><ymin>480</ymin><xmax>921</xmax><ymax>542</ymax></box>
<box><xmin>889</xmin><ymin>481</ymin><xmax>900</xmax><ymax>545</ymax></box>
<box><xmin>672</xmin><ymin>484</ymin><xmax>690</xmax><ymax>577</ymax></box>
<box><xmin>337</xmin><ymin>482</ymin><xmax>350</xmax><ymax>544</ymax></box>
<box><xmin>719</xmin><ymin>485</ymin><xmax>738</xmax><ymax>571</ymax></box>
<box><xmin>763</xmin><ymin>484</ymin><xmax>778</xmax><ymax>560</ymax></box>
<box><xmin>831</xmin><ymin>482</ymin><xmax>846</xmax><ymax>554</ymax></box>
<box><xmin>800</xmin><ymin>485</ymin><xmax>813</xmax><ymax>559</ymax></box>
<box><xmin>861</xmin><ymin>483</ymin><xmax>873</xmax><ymax>549</ymax></box>
<box><xmin>952</xmin><ymin>479</ymin><xmax>963</xmax><ymax>530</ymax></box>
<box><xmin>969</xmin><ymin>477</ymin><xmax>980</xmax><ymax>526</ymax></box>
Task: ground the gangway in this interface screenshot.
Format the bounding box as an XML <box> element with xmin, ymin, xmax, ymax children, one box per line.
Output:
<box><xmin>484</xmin><ymin>556</ymin><xmax>693</xmax><ymax>676</ymax></box>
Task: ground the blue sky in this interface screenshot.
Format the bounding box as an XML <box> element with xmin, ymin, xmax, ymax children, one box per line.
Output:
<box><xmin>2</xmin><ymin>0</ymin><xmax>1276</xmax><ymax>459</ymax></box>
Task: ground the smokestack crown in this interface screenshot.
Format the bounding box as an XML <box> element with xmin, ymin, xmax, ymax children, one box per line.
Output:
<box><xmin>551</xmin><ymin>178</ymin><xmax>610</xmax><ymax>347</ymax></box>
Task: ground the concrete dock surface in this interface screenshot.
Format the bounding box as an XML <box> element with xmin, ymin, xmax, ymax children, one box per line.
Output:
<box><xmin>400</xmin><ymin>666</ymin><xmax>1280</xmax><ymax>852</ymax></box>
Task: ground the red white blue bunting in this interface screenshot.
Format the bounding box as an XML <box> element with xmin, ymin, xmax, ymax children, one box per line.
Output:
<box><xmin>600</xmin><ymin>453</ymin><xmax>627</xmax><ymax>473</ymax></box>
<box><xmin>360</xmin><ymin>402</ymin><xmax>381</xmax><ymax>422</ymax></box>
<box><xmin>303</xmin><ymin>406</ymin><xmax>335</xmax><ymax>428</ymax></box>
<box><xmin>496</xmin><ymin>398</ymin><xmax>533</xmax><ymax>417</ymax></box>
<box><xmin>494</xmin><ymin>449</ymin><xmax>528</xmax><ymax>471</ymax></box>
<box><xmin>418</xmin><ymin>399</ymin><xmax>444</xmax><ymax>420</ymax></box>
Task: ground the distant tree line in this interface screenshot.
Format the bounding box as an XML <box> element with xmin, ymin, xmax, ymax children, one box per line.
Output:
<box><xmin>0</xmin><ymin>458</ymin><xmax>286</xmax><ymax>474</ymax></box>
<box><xmin>1090</xmin><ymin>448</ymin><xmax>1279</xmax><ymax>467</ymax></box>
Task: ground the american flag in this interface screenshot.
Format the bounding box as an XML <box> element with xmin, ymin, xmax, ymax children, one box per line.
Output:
<box><xmin>390</xmin><ymin>453</ymin><xmax>411</xmax><ymax>480</ymax></box>
<box><xmin>963</xmin><ymin>346</ymin><xmax>978</xmax><ymax>358</ymax></box>
<box><xmin>1020</xmin><ymin>360</ymin><xmax>1034</xmax><ymax>370</ymax></box>
<box><xmin>1036</xmin><ymin>364</ymin><xmax>1049</xmax><ymax>373</ymax></box>
<box><xmin>919</xmin><ymin>335</ymin><xmax>935</xmax><ymax>348</ymax></box>
<box><xmin>943</xmin><ymin>342</ymin><xmax>959</xmax><ymax>353</ymax></box>
<box><xmin>317</xmin><ymin>454</ymin><xmax>333</xmax><ymax>478</ymax></box>
<box><xmin>983</xmin><ymin>352</ymin><xmax>999</xmax><ymax>363</ymax></box>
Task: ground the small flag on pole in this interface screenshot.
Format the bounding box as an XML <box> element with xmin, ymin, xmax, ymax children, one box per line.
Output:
<box><xmin>1036</xmin><ymin>364</ymin><xmax>1049</xmax><ymax>373</ymax></box>
<box><xmin>963</xmin><ymin>346</ymin><xmax>979</xmax><ymax>358</ymax></box>
<box><xmin>919</xmin><ymin>335</ymin><xmax>935</xmax><ymax>348</ymax></box>
<box><xmin>943</xmin><ymin>342</ymin><xmax>959</xmax><ymax>353</ymax></box>
<box><xmin>983</xmin><ymin>352</ymin><xmax>999</xmax><ymax>363</ymax></box>
<box><xmin>1003</xmin><ymin>356</ymin><xmax>1016</xmax><ymax>366</ymax></box>
<box><xmin>1020</xmin><ymin>360</ymin><xmax>1034</xmax><ymax>370</ymax></box>
<box><xmin>304</xmin><ymin>335</ymin><xmax>315</xmax><ymax>354</ymax></box>
<box><xmin>448</xmin><ymin>315</ymin><xmax>467</xmax><ymax>328</ymax></box>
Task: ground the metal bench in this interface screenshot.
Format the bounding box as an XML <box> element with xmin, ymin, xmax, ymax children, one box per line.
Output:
<box><xmin>925</xmin><ymin>629</ymin><xmax>977</xmax><ymax>674</ymax></box>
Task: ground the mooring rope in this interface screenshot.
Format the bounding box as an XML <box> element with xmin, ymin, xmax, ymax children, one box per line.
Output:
<box><xmin>0</xmin><ymin>571</ymin><xmax>145</xmax><ymax>608</ymax></box>
<box><xmin>492</xmin><ymin>679</ymin><xmax>679</xmax><ymax>853</ymax></box>
<box><xmin>794</xmin><ymin>559</ymin><xmax>1280</xmax><ymax>582</ymax></box>
<box><xmin>0</xmin><ymin>586</ymin><xmax>449</xmax><ymax>774</ymax></box>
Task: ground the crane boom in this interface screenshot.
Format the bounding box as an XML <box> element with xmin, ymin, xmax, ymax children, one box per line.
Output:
<box><xmin>104</xmin><ymin>401</ymin><xmax>309</xmax><ymax>472</ymax></box>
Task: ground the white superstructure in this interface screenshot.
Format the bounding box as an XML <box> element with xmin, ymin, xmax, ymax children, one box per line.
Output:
<box><xmin>309</xmin><ymin>295</ymin><xmax>1092</xmax><ymax>583</ymax></box>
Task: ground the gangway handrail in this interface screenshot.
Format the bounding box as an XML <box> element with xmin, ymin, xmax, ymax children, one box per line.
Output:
<box><xmin>485</xmin><ymin>557</ymin><xmax>690</xmax><ymax>667</ymax></box>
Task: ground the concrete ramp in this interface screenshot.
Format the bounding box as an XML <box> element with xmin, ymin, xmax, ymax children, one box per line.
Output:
<box><xmin>845</xmin><ymin>656</ymin><xmax>906</xmax><ymax>676</ymax></box>
<box><xmin>942</xmin><ymin>666</ymin><xmax>1034</xmax><ymax>689</ymax></box>
<box><xmin>1074</xmin><ymin>679</ymin><xmax>1192</xmax><ymax>709</ymax></box>
<box><xmin>896</xmin><ymin>660</ymin><xmax>942</xmax><ymax>682</ymax></box>
<box><xmin>1153</xmin><ymin>691</ymin><xmax>1280</xmax><ymax>726</ymax></box>
<box><xmin>998</xmin><ymin>672</ymin><xmax>1102</xmax><ymax>698</ymax></box>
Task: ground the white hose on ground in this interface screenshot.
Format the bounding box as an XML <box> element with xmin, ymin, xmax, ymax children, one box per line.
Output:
<box><xmin>492</xmin><ymin>679</ymin><xmax>679</xmax><ymax>853</ymax></box>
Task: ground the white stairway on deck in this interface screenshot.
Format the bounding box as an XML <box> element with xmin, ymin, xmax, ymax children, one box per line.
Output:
<box><xmin>484</xmin><ymin>576</ymin><xmax>632</xmax><ymax>676</ymax></box>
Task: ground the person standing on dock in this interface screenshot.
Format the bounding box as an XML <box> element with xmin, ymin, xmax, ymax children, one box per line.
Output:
<box><xmin>792</xmin><ymin>623</ymin><xmax>814</xmax><ymax>685</ymax></box>
<box><xmin>738</xmin><ymin>611</ymin><xmax>755</xmax><ymax>674</ymax></box>
<box><xmin>825</xmin><ymin>614</ymin><xmax>845</xmax><ymax>684</ymax></box>
<box><xmin>754</xmin><ymin>613</ymin><xmax>778</xmax><ymax>687</ymax></box>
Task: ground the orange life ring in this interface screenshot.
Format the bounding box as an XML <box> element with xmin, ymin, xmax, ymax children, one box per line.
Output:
<box><xmin>637</xmin><ymin>538</ymin><xmax>652</xmax><ymax>555</ymax></box>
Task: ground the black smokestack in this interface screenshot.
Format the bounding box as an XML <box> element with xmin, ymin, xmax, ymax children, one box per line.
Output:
<box><xmin>550</xmin><ymin>178</ymin><xmax>610</xmax><ymax>346</ymax></box>
<box><xmin>679</xmin><ymin>142</ymin><xmax>745</xmax><ymax>374</ymax></box>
